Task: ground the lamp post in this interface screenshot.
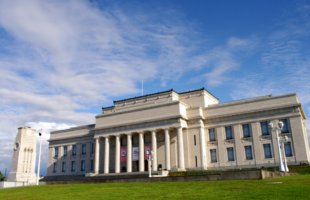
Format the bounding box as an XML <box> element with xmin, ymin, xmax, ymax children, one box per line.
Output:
<box><xmin>269</xmin><ymin>121</ymin><xmax>285</xmax><ymax>172</ymax></box>
<box><xmin>37</xmin><ymin>129</ymin><xmax>43</xmax><ymax>185</ymax></box>
<box><xmin>146</xmin><ymin>150</ymin><xmax>153</xmax><ymax>178</ymax></box>
<box><xmin>281</xmin><ymin>136</ymin><xmax>289</xmax><ymax>172</ymax></box>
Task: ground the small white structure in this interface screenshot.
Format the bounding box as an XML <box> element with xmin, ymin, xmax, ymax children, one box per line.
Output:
<box><xmin>7</xmin><ymin>127</ymin><xmax>37</xmax><ymax>185</ymax></box>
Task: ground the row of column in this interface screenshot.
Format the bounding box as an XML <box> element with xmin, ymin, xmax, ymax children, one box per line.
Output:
<box><xmin>94</xmin><ymin>127</ymin><xmax>185</xmax><ymax>174</ymax></box>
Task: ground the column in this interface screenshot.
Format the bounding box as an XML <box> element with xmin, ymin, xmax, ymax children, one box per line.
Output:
<box><xmin>152</xmin><ymin>130</ymin><xmax>157</xmax><ymax>171</ymax></box>
<box><xmin>251</xmin><ymin>122</ymin><xmax>263</xmax><ymax>166</ymax></box>
<box><xmin>165</xmin><ymin>129</ymin><xmax>171</xmax><ymax>170</ymax></box>
<box><xmin>104</xmin><ymin>137</ymin><xmax>110</xmax><ymax>174</ymax></box>
<box><xmin>216</xmin><ymin>127</ymin><xmax>225</xmax><ymax>167</ymax></box>
<box><xmin>177</xmin><ymin>127</ymin><xmax>185</xmax><ymax>169</ymax></box>
<box><xmin>199</xmin><ymin>126</ymin><xmax>207</xmax><ymax>169</ymax></box>
<box><xmin>233</xmin><ymin>125</ymin><xmax>243</xmax><ymax>167</ymax></box>
<box><xmin>127</xmin><ymin>133</ymin><xmax>132</xmax><ymax>173</ymax></box>
<box><xmin>139</xmin><ymin>132</ymin><xmax>145</xmax><ymax>172</ymax></box>
<box><xmin>115</xmin><ymin>135</ymin><xmax>120</xmax><ymax>173</ymax></box>
<box><xmin>94</xmin><ymin>138</ymin><xmax>100</xmax><ymax>174</ymax></box>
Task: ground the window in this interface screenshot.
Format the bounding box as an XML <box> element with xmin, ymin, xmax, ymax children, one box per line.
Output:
<box><xmin>261</xmin><ymin>122</ymin><xmax>269</xmax><ymax>135</ymax></box>
<box><xmin>63</xmin><ymin>146</ymin><xmax>67</xmax><ymax>156</ymax></box>
<box><xmin>81</xmin><ymin>160</ymin><xmax>85</xmax><ymax>171</ymax></box>
<box><xmin>194</xmin><ymin>135</ymin><xmax>196</xmax><ymax>146</ymax></box>
<box><xmin>91</xmin><ymin>160</ymin><xmax>94</xmax><ymax>171</ymax></box>
<box><xmin>53</xmin><ymin>162</ymin><xmax>57</xmax><ymax>172</ymax></box>
<box><xmin>280</xmin><ymin>119</ymin><xmax>289</xmax><ymax>133</ymax></box>
<box><xmin>54</xmin><ymin>147</ymin><xmax>58</xmax><ymax>157</ymax></box>
<box><xmin>227</xmin><ymin>147</ymin><xmax>234</xmax><ymax>161</ymax></box>
<box><xmin>245</xmin><ymin>146</ymin><xmax>253</xmax><ymax>160</ymax></box>
<box><xmin>284</xmin><ymin>142</ymin><xmax>293</xmax><ymax>157</ymax></box>
<box><xmin>82</xmin><ymin>144</ymin><xmax>86</xmax><ymax>154</ymax></box>
<box><xmin>121</xmin><ymin>138</ymin><xmax>123</xmax><ymax>146</ymax></box>
<box><xmin>210</xmin><ymin>149</ymin><xmax>217</xmax><ymax>162</ymax></box>
<box><xmin>62</xmin><ymin>162</ymin><xmax>66</xmax><ymax>172</ymax></box>
<box><xmin>71</xmin><ymin>161</ymin><xmax>75</xmax><ymax>172</ymax></box>
<box><xmin>225</xmin><ymin>126</ymin><xmax>233</xmax><ymax>139</ymax></box>
<box><xmin>263</xmin><ymin>144</ymin><xmax>272</xmax><ymax>158</ymax></box>
<box><xmin>91</xmin><ymin>143</ymin><xmax>94</xmax><ymax>154</ymax></box>
<box><xmin>209</xmin><ymin>129</ymin><xmax>216</xmax><ymax>141</ymax></box>
<box><xmin>243</xmin><ymin>124</ymin><xmax>251</xmax><ymax>137</ymax></box>
<box><xmin>195</xmin><ymin>156</ymin><xmax>197</xmax><ymax>167</ymax></box>
<box><xmin>72</xmin><ymin>145</ymin><xmax>76</xmax><ymax>155</ymax></box>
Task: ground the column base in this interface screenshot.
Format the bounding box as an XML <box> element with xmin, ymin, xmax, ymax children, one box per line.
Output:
<box><xmin>171</xmin><ymin>168</ymin><xmax>186</xmax><ymax>172</ymax></box>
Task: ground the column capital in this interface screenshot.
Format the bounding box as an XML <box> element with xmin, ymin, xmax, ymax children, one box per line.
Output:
<box><xmin>103</xmin><ymin>135</ymin><xmax>111</xmax><ymax>139</ymax></box>
<box><xmin>126</xmin><ymin>132</ymin><xmax>133</xmax><ymax>136</ymax></box>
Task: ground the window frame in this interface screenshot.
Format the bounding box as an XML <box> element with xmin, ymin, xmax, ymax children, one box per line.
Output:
<box><xmin>82</xmin><ymin>144</ymin><xmax>86</xmax><ymax>155</ymax></box>
<box><xmin>263</xmin><ymin>144</ymin><xmax>272</xmax><ymax>158</ymax></box>
<box><xmin>72</xmin><ymin>145</ymin><xmax>76</xmax><ymax>155</ymax></box>
<box><xmin>81</xmin><ymin>160</ymin><xmax>85</xmax><ymax>171</ymax></box>
<box><xmin>209</xmin><ymin>128</ymin><xmax>216</xmax><ymax>141</ymax></box>
<box><xmin>242</xmin><ymin>124</ymin><xmax>251</xmax><ymax>138</ymax></box>
<box><xmin>227</xmin><ymin>147</ymin><xmax>234</xmax><ymax>161</ymax></box>
<box><xmin>210</xmin><ymin>149</ymin><xmax>217</xmax><ymax>162</ymax></box>
<box><xmin>245</xmin><ymin>145</ymin><xmax>253</xmax><ymax>160</ymax></box>
<box><xmin>53</xmin><ymin>162</ymin><xmax>57</xmax><ymax>173</ymax></box>
<box><xmin>71</xmin><ymin>161</ymin><xmax>75</xmax><ymax>172</ymax></box>
<box><xmin>225</xmin><ymin>126</ymin><xmax>233</xmax><ymax>140</ymax></box>
<box><xmin>280</xmin><ymin>119</ymin><xmax>289</xmax><ymax>133</ymax></box>
<box><xmin>284</xmin><ymin>142</ymin><xmax>293</xmax><ymax>157</ymax></box>
<box><xmin>63</xmin><ymin>146</ymin><xmax>67</xmax><ymax>156</ymax></box>
<box><xmin>261</xmin><ymin>121</ymin><xmax>270</xmax><ymax>135</ymax></box>
<box><xmin>62</xmin><ymin>162</ymin><xmax>66</xmax><ymax>172</ymax></box>
<box><xmin>54</xmin><ymin>147</ymin><xmax>58</xmax><ymax>157</ymax></box>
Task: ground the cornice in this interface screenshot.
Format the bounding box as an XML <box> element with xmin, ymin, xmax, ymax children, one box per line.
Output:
<box><xmin>206</xmin><ymin>93</ymin><xmax>297</xmax><ymax>110</ymax></box>
<box><xmin>51</xmin><ymin>124</ymin><xmax>95</xmax><ymax>134</ymax></box>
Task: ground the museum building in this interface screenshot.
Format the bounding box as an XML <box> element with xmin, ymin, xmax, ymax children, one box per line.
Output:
<box><xmin>47</xmin><ymin>88</ymin><xmax>310</xmax><ymax>177</ymax></box>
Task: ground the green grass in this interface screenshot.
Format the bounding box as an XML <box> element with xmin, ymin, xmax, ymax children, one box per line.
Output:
<box><xmin>1</xmin><ymin>175</ymin><xmax>310</xmax><ymax>199</ymax></box>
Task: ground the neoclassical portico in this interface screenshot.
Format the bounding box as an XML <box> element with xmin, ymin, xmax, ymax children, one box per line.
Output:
<box><xmin>94</xmin><ymin>122</ymin><xmax>187</xmax><ymax>174</ymax></box>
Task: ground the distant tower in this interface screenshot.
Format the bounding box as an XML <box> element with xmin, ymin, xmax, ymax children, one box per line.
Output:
<box><xmin>7</xmin><ymin>127</ymin><xmax>37</xmax><ymax>184</ymax></box>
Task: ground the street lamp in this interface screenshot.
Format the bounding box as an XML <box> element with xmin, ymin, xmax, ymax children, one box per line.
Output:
<box><xmin>146</xmin><ymin>150</ymin><xmax>153</xmax><ymax>178</ymax></box>
<box><xmin>269</xmin><ymin>121</ymin><xmax>285</xmax><ymax>172</ymax></box>
<box><xmin>281</xmin><ymin>135</ymin><xmax>289</xmax><ymax>172</ymax></box>
<box><xmin>37</xmin><ymin>129</ymin><xmax>43</xmax><ymax>185</ymax></box>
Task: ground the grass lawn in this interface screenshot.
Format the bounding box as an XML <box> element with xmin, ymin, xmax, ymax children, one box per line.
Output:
<box><xmin>1</xmin><ymin>175</ymin><xmax>310</xmax><ymax>200</ymax></box>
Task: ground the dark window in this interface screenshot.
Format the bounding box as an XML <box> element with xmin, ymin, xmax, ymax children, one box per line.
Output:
<box><xmin>284</xmin><ymin>142</ymin><xmax>293</xmax><ymax>156</ymax></box>
<box><xmin>243</xmin><ymin>124</ymin><xmax>251</xmax><ymax>137</ymax></box>
<box><xmin>280</xmin><ymin>119</ymin><xmax>289</xmax><ymax>133</ymax></box>
<box><xmin>121</xmin><ymin>138</ymin><xmax>123</xmax><ymax>146</ymax></box>
<box><xmin>71</xmin><ymin>161</ymin><xmax>75</xmax><ymax>172</ymax></box>
<box><xmin>263</xmin><ymin>144</ymin><xmax>272</xmax><ymax>158</ymax></box>
<box><xmin>261</xmin><ymin>122</ymin><xmax>269</xmax><ymax>135</ymax></box>
<box><xmin>54</xmin><ymin>147</ymin><xmax>58</xmax><ymax>157</ymax></box>
<box><xmin>63</xmin><ymin>146</ymin><xmax>67</xmax><ymax>156</ymax></box>
<box><xmin>82</xmin><ymin>144</ymin><xmax>86</xmax><ymax>154</ymax></box>
<box><xmin>62</xmin><ymin>162</ymin><xmax>66</xmax><ymax>172</ymax></box>
<box><xmin>209</xmin><ymin>129</ymin><xmax>216</xmax><ymax>141</ymax></box>
<box><xmin>245</xmin><ymin>146</ymin><xmax>253</xmax><ymax>160</ymax></box>
<box><xmin>195</xmin><ymin>156</ymin><xmax>197</xmax><ymax>167</ymax></box>
<box><xmin>210</xmin><ymin>149</ymin><xmax>217</xmax><ymax>162</ymax></box>
<box><xmin>72</xmin><ymin>145</ymin><xmax>76</xmax><ymax>155</ymax></box>
<box><xmin>194</xmin><ymin>135</ymin><xmax>196</xmax><ymax>146</ymax></box>
<box><xmin>225</xmin><ymin>126</ymin><xmax>233</xmax><ymax>139</ymax></box>
<box><xmin>53</xmin><ymin>163</ymin><xmax>57</xmax><ymax>172</ymax></box>
<box><xmin>91</xmin><ymin>143</ymin><xmax>94</xmax><ymax>154</ymax></box>
<box><xmin>81</xmin><ymin>160</ymin><xmax>85</xmax><ymax>171</ymax></box>
<box><xmin>227</xmin><ymin>147</ymin><xmax>234</xmax><ymax>161</ymax></box>
<box><xmin>91</xmin><ymin>160</ymin><xmax>94</xmax><ymax>171</ymax></box>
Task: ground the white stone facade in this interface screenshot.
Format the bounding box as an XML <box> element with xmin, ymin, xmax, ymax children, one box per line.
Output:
<box><xmin>47</xmin><ymin>88</ymin><xmax>310</xmax><ymax>177</ymax></box>
<box><xmin>8</xmin><ymin>127</ymin><xmax>37</xmax><ymax>184</ymax></box>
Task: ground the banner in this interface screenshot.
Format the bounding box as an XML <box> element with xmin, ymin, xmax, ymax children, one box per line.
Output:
<box><xmin>120</xmin><ymin>148</ymin><xmax>127</xmax><ymax>162</ymax></box>
<box><xmin>144</xmin><ymin>146</ymin><xmax>151</xmax><ymax>160</ymax></box>
<box><xmin>133</xmin><ymin>147</ymin><xmax>139</xmax><ymax>161</ymax></box>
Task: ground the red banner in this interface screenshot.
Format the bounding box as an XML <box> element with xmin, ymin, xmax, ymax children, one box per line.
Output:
<box><xmin>144</xmin><ymin>146</ymin><xmax>151</xmax><ymax>160</ymax></box>
<box><xmin>120</xmin><ymin>148</ymin><xmax>127</xmax><ymax>162</ymax></box>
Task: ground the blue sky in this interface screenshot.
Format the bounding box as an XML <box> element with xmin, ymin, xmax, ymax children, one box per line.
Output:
<box><xmin>0</xmin><ymin>0</ymin><xmax>309</xmax><ymax>176</ymax></box>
